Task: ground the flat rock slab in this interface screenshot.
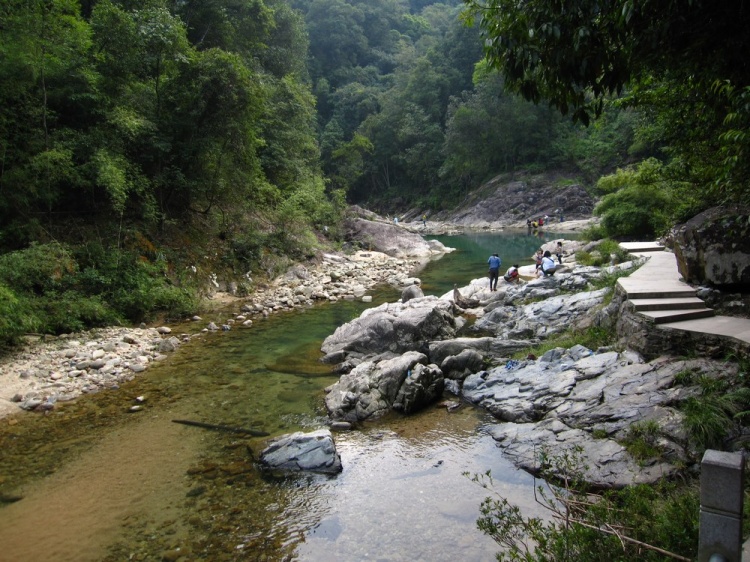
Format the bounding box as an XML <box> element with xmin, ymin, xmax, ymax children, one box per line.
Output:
<box><xmin>488</xmin><ymin>419</ymin><xmax>678</xmax><ymax>488</ymax></box>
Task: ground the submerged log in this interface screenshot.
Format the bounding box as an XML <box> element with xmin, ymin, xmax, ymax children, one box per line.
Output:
<box><xmin>171</xmin><ymin>419</ymin><xmax>269</xmax><ymax>437</ymax></box>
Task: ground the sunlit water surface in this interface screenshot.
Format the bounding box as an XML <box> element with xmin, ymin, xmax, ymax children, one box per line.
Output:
<box><xmin>0</xmin><ymin>231</ymin><xmax>577</xmax><ymax>561</ymax></box>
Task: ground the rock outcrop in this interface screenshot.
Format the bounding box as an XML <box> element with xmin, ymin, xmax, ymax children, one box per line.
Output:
<box><xmin>672</xmin><ymin>206</ymin><xmax>750</xmax><ymax>288</ymax></box>
<box><xmin>320</xmin><ymin>296</ymin><xmax>456</xmax><ymax>363</ymax></box>
<box><xmin>324</xmin><ymin>351</ymin><xmax>443</xmax><ymax>422</ymax></box>
<box><xmin>343</xmin><ymin>217</ymin><xmax>452</xmax><ymax>258</ymax></box>
<box><xmin>439</xmin><ymin>172</ymin><xmax>596</xmax><ymax>228</ymax></box>
<box><xmin>462</xmin><ymin>345</ymin><xmax>727</xmax><ymax>487</ymax></box>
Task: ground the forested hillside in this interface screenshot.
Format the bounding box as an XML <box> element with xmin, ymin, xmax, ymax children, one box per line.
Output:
<box><xmin>3</xmin><ymin>0</ymin><xmax>748</xmax><ymax>344</ymax></box>
<box><xmin>292</xmin><ymin>0</ymin><xmax>643</xmax><ymax>210</ymax></box>
<box><xmin>0</xmin><ymin>0</ymin><xmax>336</xmax><ymax>342</ymax></box>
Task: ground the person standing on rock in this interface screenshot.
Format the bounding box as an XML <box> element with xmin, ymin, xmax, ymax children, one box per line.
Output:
<box><xmin>487</xmin><ymin>253</ymin><xmax>501</xmax><ymax>291</ymax></box>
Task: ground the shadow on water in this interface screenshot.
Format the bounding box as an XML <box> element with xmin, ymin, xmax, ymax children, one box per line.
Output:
<box><xmin>0</xmin><ymin>233</ymin><xmax>566</xmax><ymax>561</ymax></box>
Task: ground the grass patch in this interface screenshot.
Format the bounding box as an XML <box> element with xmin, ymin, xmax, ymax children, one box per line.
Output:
<box><xmin>623</xmin><ymin>420</ymin><xmax>663</xmax><ymax>462</ymax></box>
<box><xmin>592</xmin><ymin>428</ymin><xmax>608</xmax><ymax>439</ymax></box>
<box><xmin>511</xmin><ymin>326</ymin><xmax>616</xmax><ymax>360</ymax></box>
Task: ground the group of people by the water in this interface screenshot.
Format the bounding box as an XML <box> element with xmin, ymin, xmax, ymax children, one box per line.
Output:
<box><xmin>487</xmin><ymin>240</ymin><xmax>564</xmax><ymax>290</ymax></box>
<box><xmin>526</xmin><ymin>209</ymin><xmax>564</xmax><ymax>229</ymax></box>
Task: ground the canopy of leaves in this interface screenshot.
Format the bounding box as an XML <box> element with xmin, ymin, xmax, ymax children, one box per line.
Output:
<box><xmin>461</xmin><ymin>0</ymin><xmax>750</xmax><ymax>206</ymax></box>
<box><xmin>0</xmin><ymin>0</ymin><xmax>332</xmax><ymax>261</ymax></box>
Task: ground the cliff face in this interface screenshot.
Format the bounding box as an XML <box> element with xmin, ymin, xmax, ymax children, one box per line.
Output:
<box><xmin>437</xmin><ymin>171</ymin><xmax>596</xmax><ymax>227</ymax></box>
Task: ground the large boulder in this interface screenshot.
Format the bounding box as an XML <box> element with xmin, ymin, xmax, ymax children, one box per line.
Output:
<box><xmin>320</xmin><ymin>296</ymin><xmax>456</xmax><ymax>362</ymax></box>
<box><xmin>324</xmin><ymin>351</ymin><xmax>444</xmax><ymax>422</ymax></box>
<box><xmin>401</xmin><ymin>281</ymin><xmax>424</xmax><ymax>303</ymax></box>
<box><xmin>258</xmin><ymin>429</ymin><xmax>342</xmax><ymax>474</ymax></box>
<box><xmin>474</xmin><ymin>287</ymin><xmax>610</xmax><ymax>339</ymax></box>
<box><xmin>428</xmin><ymin>337</ymin><xmax>535</xmax><ymax>365</ymax></box>
<box><xmin>344</xmin><ymin>217</ymin><xmax>446</xmax><ymax>258</ymax></box>
<box><xmin>672</xmin><ymin>206</ymin><xmax>750</xmax><ymax>288</ymax></box>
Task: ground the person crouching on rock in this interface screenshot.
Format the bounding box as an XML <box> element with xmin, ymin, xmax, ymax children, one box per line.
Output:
<box><xmin>487</xmin><ymin>253</ymin><xmax>501</xmax><ymax>291</ymax></box>
<box><xmin>503</xmin><ymin>264</ymin><xmax>520</xmax><ymax>283</ymax></box>
<box><xmin>541</xmin><ymin>250</ymin><xmax>558</xmax><ymax>276</ymax></box>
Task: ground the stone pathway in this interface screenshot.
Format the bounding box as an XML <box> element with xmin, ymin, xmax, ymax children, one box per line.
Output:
<box><xmin>617</xmin><ymin>242</ymin><xmax>750</xmax><ymax>345</ymax></box>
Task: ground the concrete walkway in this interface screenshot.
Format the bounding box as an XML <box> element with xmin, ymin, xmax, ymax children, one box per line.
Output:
<box><xmin>617</xmin><ymin>242</ymin><xmax>750</xmax><ymax>346</ymax></box>
<box><xmin>619</xmin><ymin>243</ymin><xmax>750</xmax><ymax>561</ymax></box>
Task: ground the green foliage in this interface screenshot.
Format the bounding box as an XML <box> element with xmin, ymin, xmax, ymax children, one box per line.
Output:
<box><xmin>577</xmin><ymin>239</ymin><xmax>630</xmax><ymax>268</ymax></box>
<box><xmin>470</xmin><ymin>448</ymin><xmax>699</xmax><ymax>561</ymax></box>
<box><xmin>0</xmin><ymin>242</ymin><xmax>198</xmax><ymax>339</ymax></box>
<box><xmin>678</xmin><ymin>372</ymin><xmax>750</xmax><ymax>451</ymax></box>
<box><xmin>462</xmin><ymin>0</ymin><xmax>750</xmax><ymax>206</ymax></box>
<box><xmin>580</xmin><ymin>224</ymin><xmax>605</xmax><ymax>242</ymax></box>
<box><xmin>0</xmin><ymin>284</ymin><xmax>39</xmax><ymax>347</ymax></box>
<box><xmin>594</xmin><ymin>159</ymin><xmax>686</xmax><ymax>239</ymax></box>
<box><xmin>623</xmin><ymin>420</ymin><xmax>662</xmax><ymax>462</ymax></box>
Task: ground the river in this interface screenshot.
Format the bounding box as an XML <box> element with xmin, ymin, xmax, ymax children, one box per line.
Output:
<box><xmin>0</xmin><ymin>229</ymin><xmax>575</xmax><ymax>562</ymax></box>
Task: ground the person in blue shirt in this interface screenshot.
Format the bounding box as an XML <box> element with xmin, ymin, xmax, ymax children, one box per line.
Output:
<box><xmin>487</xmin><ymin>253</ymin><xmax>501</xmax><ymax>291</ymax></box>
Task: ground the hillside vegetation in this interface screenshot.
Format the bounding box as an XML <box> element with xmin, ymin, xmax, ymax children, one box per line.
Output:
<box><xmin>2</xmin><ymin>0</ymin><xmax>749</xmax><ymax>347</ymax></box>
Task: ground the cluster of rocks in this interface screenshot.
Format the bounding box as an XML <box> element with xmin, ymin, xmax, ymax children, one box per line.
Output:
<box><xmin>1</xmin><ymin>326</ymin><xmax>185</xmax><ymax>415</ymax></box>
<box><xmin>462</xmin><ymin>345</ymin><xmax>722</xmax><ymax>487</ymax></box>
<box><xmin>298</xmin><ymin>256</ymin><xmax>730</xmax><ymax>487</ymax></box>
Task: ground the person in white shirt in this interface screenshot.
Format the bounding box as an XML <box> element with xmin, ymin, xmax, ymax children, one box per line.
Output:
<box><xmin>541</xmin><ymin>251</ymin><xmax>557</xmax><ymax>276</ymax></box>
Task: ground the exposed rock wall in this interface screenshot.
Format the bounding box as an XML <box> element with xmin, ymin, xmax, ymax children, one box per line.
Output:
<box><xmin>671</xmin><ymin>206</ymin><xmax>750</xmax><ymax>289</ymax></box>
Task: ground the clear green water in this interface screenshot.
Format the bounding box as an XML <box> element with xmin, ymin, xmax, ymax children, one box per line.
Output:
<box><xmin>0</xmin><ymin>232</ymin><xmax>575</xmax><ymax>561</ymax></box>
<box><xmin>419</xmin><ymin>229</ymin><xmax>580</xmax><ymax>297</ymax></box>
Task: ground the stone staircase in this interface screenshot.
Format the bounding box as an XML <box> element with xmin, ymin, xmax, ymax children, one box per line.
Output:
<box><xmin>617</xmin><ymin>242</ymin><xmax>715</xmax><ymax>324</ymax></box>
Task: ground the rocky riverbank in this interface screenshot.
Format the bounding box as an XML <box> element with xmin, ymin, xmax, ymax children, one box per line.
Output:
<box><xmin>0</xmin><ymin>236</ymin><xmax>454</xmax><ymax>420</ymax></box>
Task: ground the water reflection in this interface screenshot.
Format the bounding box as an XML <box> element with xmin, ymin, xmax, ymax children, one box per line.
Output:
<box><xmin>293</xmin><ymin>408</ymin><xmax>542</xmax><ymax>561</ymax></box>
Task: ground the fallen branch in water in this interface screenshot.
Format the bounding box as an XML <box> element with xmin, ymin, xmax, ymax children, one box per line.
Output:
<box><xmin>171</xmin><ymin>419</ymin><xmax>269</xmax><ymax>437</ymax></box>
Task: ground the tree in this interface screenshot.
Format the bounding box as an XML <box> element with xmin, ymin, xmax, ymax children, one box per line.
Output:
<box><xmin>461</xmin><ymin>0</ymin><xmax>750</xmax><ymax>205</ymax></box>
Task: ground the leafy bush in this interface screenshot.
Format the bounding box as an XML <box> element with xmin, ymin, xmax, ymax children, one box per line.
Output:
<box><xmin>0</xmin><ymin>242</ymin><xmax>77</xmax><ymax>294</ymax></box>
<box><xmin>0</xmin><ymin>242</ymin><xmax>199</xmax><ymax>342</ymax></box>
<box><xmin>0</xmin><ymin>284</ymin><xmax>39</xmax><ymax>346</ymax></box>
<box><xmin>594</xmin><ymin>159</ymin><xmax>685</xmax><ymax>238</ymax></box>
<box><xmin>580</xmin><ymin>224</ymin><xmax>605</xmax><ymax>241</ymax></box>
<box><xmin>470</xmin><ymin>448</ymin><xmax>699</xmax><ymax>561</ymax></box>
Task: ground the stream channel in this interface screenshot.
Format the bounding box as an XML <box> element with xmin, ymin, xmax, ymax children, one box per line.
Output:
<box><xmin>0</xmin><ymin>229</ymin><xmax>577</xmax><ymax>562</ymax></box>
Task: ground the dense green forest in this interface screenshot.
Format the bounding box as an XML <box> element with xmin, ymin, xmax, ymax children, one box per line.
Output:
<box><xmin>2</xmin><ymin>0</ymin><xmax>749</xmax><ymax>343</ymax></box>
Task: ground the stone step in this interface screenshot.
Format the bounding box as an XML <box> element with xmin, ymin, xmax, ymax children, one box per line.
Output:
<box><xmin>624</xmin><ymin>287</ymin><xmax>697</xmax><ymax>299</ymax></box>
<box><xmin>638</xmin><ymin>308</ymin><xmax>715</xmax><ymax>324</ymax></box>
<box><xmin>630</xmin><ymin>297</ymin><xmax>707</xmax><ymax>311</ymax></box>
<box><xmin>619</xmin><ymin>241</ymin><xmax>665</xmax><ymax>253</ymax></box>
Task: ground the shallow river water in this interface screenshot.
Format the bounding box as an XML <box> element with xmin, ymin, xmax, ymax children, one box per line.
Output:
<box><xmin>0</xmin><ymin>229</ymin><xmax>575</xmax><ymax>561</ymax></box>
